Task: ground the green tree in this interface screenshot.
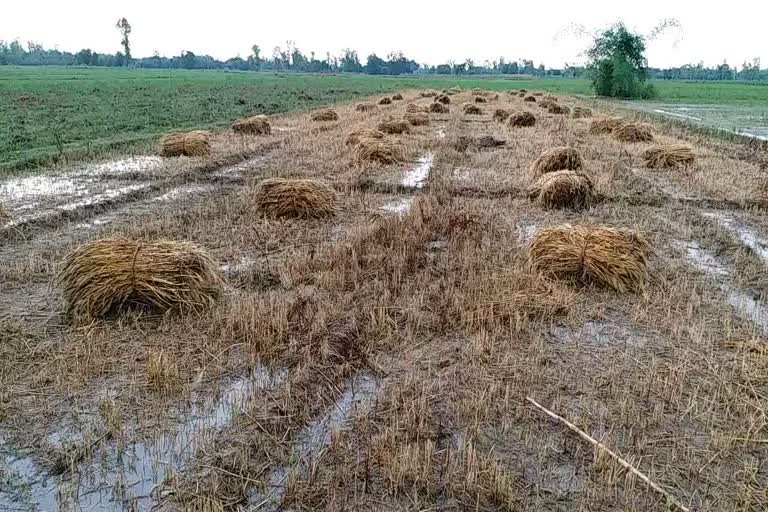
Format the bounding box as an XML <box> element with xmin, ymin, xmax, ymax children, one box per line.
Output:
<box><xmin>115</xmin><ymin>17</ymin><xmax>132</xmax><ymax>61</ymax></box>
<box><xmin>587</xmin><ymin>22</ymin><xmax>653</xmax><ymax>99</ymax></box>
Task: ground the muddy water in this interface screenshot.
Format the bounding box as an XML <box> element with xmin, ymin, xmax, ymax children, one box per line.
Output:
<box><xmin>702</xmin><ymin>211</ymin><xmax>768</xmax><ymax>265</ymax></box>
<box><xmin>0</xmin><ymin>366</ymin><xmax>285</xmax><ymax>512</ymax></box>
<box><xmin>673</xmin><ymin>239</ymin><xmax>768</xmax><ymax>333</ymax></box>
<box><xmin>401</xmin><ymin>153</ymin><xmax>433</xmax><ymax>189</ymax></box>
<box><xmin>248</xmin><ymin>373</ymin><xmax>382</xmax><ymax>510</ymax></box>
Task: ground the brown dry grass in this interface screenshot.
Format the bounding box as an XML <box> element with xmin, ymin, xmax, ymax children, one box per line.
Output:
<box><xmin>406</xmin><ymin>103</ymin><xmax>430</xmax><ymax>114</ymax></box>
<box><xmin>159</xmin><ymin>130</ymin><xmax>212</xmax><ymax>157</ymax></box>
<box><xmin>528</xmin><ymin>224</ymin><xmax>650</xmax><ymax>292</ymax></box>
<box><xmin>435</xmin><ymin>94</ymin><xmax>451</xmax><ymax>105</ymax></box>
<box><xmin>547</xmin><ymin>103</ymin><xmax>571</xmax><ymax>115</ymax></box>
<box><xmin>463</xmin><ymin>104</ymin><xmax>483</xmax><ymax>115</ymax></box>
<box><xmin>4</xmin><ymin>88</ymin><xmax>768</xmax><ymax>512</ymax></box>
<box><xmin>529</xmin><ymin>146</ymin><xmax>583</xmax><ymax>176</ymax></box>
<box><xmin>420</xmin><ymin>90</ymin><xmax>438</xmax><ymax>98</ymax></box>
<box><xmin>377</xmin><ymin>118</ymin><xmax>411</xmax><ymax>134</ymax></box>
<box><xmin>58</xmin><ymin>239</ymin><xmax>224</xmax><ymax>320</ymax></box>
<box><xmin>474</xmin><ymin>96</ymin><xmax>488</xmax><ymax>104</ymax></box>
<box><xmin>378</xmin><ymin>97</ymin><xmax>393</xmax><ymax>105</ymax></box>
<box><xmin>232</xmin><ymin>115</ymin><xmax>271</xmax><ymax>135</ymax></box>
<box><xmin>355</xmin><ymin>102</ymin><xmax>377</xmax><ymax>113</ymax></box>
<box><xmin>524</xmin><ymin>95</ymin><xmax>537</xmax><ymax>103</ymax></box>
<box><xmin>642</xmin><ymin>144</ymin><xmax>696</xmax><ymax>169</ymax></box>
<box><xmin>492</xmin><ymin>108</ymin><xmax>510</xmax><ymax>122</ymax></box>
<box><xmin>429</xmin><ymin>102</ymin><xmax>450</xmax><ymax>114</ymax></box>
<box><xmin>589</xmin><ymin>116</ymin><xmax>625</xmax><ymax>134</ymax></box>
<box><xmin>572</xmin><ymin>106</ymin><xmax>593</xmax><ymax>118</ymax></box>
<box><xmin>404</xmin><ymin>112</ymin><xmax>430</xmax><ymax>126</ymax></box>
<box><xmin>248</xmin><ymin>177</ymin><xmax>337</xmax><ymax>219</ymax></box>
<box><xmin>527</xmin><ymin>170</ymin><xmax>595</xmax><ymax>210</ymax></box>
<box><xmin>508</xmin><ymin>110</ymin><xmax>536</xmax><ymax>127</ymax></box>
<box><xmin>311</xmin><ymin>108</ymin><xmax>339</xmax><ymax>122</ymax></box>
<box><xmin>352</xmin><ymin>136</ymin><xmax>405</xmax><ymax>164</ymax></box>
<box><xmin>391</xmin><ymin>93</ymin><xmax>404</xmax><ymax>101</ymax></box>
<box><xmin>615</xmin><ymin>121</ymin><xmax>654</xmax><ymax>143</ymax></box>
<box><xmin>345</xmin><ymin>128</ymin><xmax>385</xmax><ymax>146</ymax></box>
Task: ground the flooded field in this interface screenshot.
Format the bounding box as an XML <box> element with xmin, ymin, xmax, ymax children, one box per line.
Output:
<box><xmin>2</xmin><ymin>89</ymin><xmax>768</xmax><ymax>512</ymax></box>
<box><xmin>628</xmin><ymin>101</ymin><xmax>768</xmax><ymax>140</ymax></box>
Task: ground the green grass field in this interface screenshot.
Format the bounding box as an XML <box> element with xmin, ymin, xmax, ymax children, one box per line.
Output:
<box><xmin>2</xmin><ymin>66</ymin><xmax>766</xmax><ymax>172</ymax></box>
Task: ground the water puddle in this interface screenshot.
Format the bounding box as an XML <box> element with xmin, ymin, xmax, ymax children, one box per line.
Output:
<box><xmin>0</xmin><ymin>366</ymin><xmax>285</xmax><ymax>512</ymax></box>
<box><xmin>211</xmin><ymin>157</ymin><xmax>265</xmax><ymax>179</ymax></box>
<box><xmin>70</xmin><ymin>157</ymin><xmax>163</xmax><ymax>178</ymax></box>
<box><xmin>702</xmin><ymin>211</ymin><xmax>768</xmax><ymax>265</ymax></box>
<box><xmin>550</xmin><ymin>319</ymin><xmax>648</xmax><ymax>346</ymax></box>
<box><xmin>401</xmin><ymin>153</ymin><xmax>433</xmax><ymax>189</ymax></box>
<box><xmin>653</xmin><ymin>109</ymin><xmax>702</xmax><ymax>122</ymax></box>
<box><xmin>673</xmin><ymin>239</ymin><xmax>768</xmax><ymax>332</ymax></box>
<box><xmin>630</xmin><ymin>168</ymin><xmax>698</xmax><ymax>201</ymax></box>
<box><xmin>380</xmin><ymin>197</ymin><xmax>414</xmax><ymax>216</ymax></box>
<box><xmin>220</xmin><ymin>256</ymin><xmax>257</xmax><ymax>273</ymax></box>
<box><xmin>152</xmin><ymin>184</ymin><xmax>213</xmax><ymax>203</ymax></box>
<box><xmin>249</xmin><ymin>373</ymin><xmax>382</xmax><ymax>510</ymax></box>
<box><xmin>3</xmin><ymin>184</ymin><xmax>151</xmax><ymax>229</ymax></box>
<box><xmin>516</xmin><ymin>223</ymin><xmax>538</xmax><ymax>244</ymax></box>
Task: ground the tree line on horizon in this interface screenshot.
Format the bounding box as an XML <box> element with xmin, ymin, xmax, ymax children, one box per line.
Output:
<box><xmin>1</xmin><ymin>38</ymin><xmax>766</xmax><ymax>83</ymax></box>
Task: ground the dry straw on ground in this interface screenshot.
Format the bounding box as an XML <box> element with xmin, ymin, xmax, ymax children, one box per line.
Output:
<box><xmin>0</xmin><ymin>203</ymin><xmax>10</xmax><ymax>223</ymax></box>
<box><xmin>377</xmin><ymin>119</ymin><xmax>411</xmax><ymax>134</ymax></box>
<box><xmin>517</xmin><ymin>92</ymin><xmax>526</xmax><ymax>98</ymax></box>
<box><xmin>250</xmin><ymin>177</ymin><xmax>337</xmax><ymax>219</ymax></box>
<box><xmin>429</xmin><ymin>102</ymin><xmax>450</xmax><ymax>114</ymax></box>
<box><xmin>474</xmin><ymin>97</ymin><xmax>488</xmax><ymax>104</ymax></box>
<box><xmin>508</xmin><ymin>111</ymin><xmax>536</xmax><ymax>127</ymax></box>
<box><xmin>533</xmin><ymin>92</ymin><xmax>544</xmax><ymax>97</ymax></box>
<box><xmin>392</xmin><ymin>93</ymin><xmax>404</xmax><ymax>100</ymax></box>
<box><xmin>404</xmin><ymin>112</ymin><xmax>430</xmax><ymax>126</ymax></box>
<box><xmin>435</xmin><ymin>95</ymin><xmax>451</xmax><ymax>105</ymax></box>
<box><xmin>589</xmin><ymin>116</ymin><xmax>625</xmax><ymax>135</ymax></box>
<box><xmin>538</xmin><ymin>99</ymin><xmax>555</xmax><ymax>109</ymax></box>
<box><xmin>344</xmin><ymin>128</ymin><xmax>385</xmax><ymax>146</ymax></box>
<box><xmin>232</xmin><ymin>115</ymin><xmax>271</xmax><ymax>135</ymax></box>
<box><xmin>572</xmin><ymin>106</ymin><xmax>593</xmax><ymax>119</ymax></box>
<box><xmin>352</xmin><ymin>137</ymin><xmax>405</xmax><ymax>164</ymax></box>
<box><xmin>642</xmin><ymin>144</ymin><xmax>695</xmax><ymax>169</ymax></box>
<box><xmin>454</xmin><ymin>135</ymin><xmax>506</xmax><ymax>152</ymax></box>
<box><xmin>530</xmin><ymin>146</ymin><xmax>583</xmax><ymax>176</ymax></box>
<box><xmin>159</xmin><ymin>131</ymin><xmax>211</xmax><ymax>157</ymax></box>
<box><xmin>58</xmin><ymin>239</ymin><xmax>224</xmax><ymax>319</ymax></box>
<box><xmin>543</xmin><ymin>94</ymin><xmax>557</xmax><ymax>101</ymax></box>
<box><xmin>548</xmin><ymin>104</ymin><xmax>571</xmax><ymax>115</ymax></box>
<box><xmin>463</xmin><ymin>104</ymin><xmax>483</xmax><ymax>115</ymax></box>
<box><xmin>310</xmin><ymin>108</ymin><xmax>339</xmax><ymax>122</ymax></box>
<box><xmin>528</xmin><ymin>170</ymin><xmax>595</xmax><ymax>210</ymax></box>
<box><xmin>420</xmin><ymin>90</ymin><xmax>438</xmax><ymax>98</ymax></box>
<box><xmin>524</xmin><ymin>95</ymin><xmax>537</xmax><ymax>103</ymax></box>
<box><xmin>378</xmin><ymin>97</ymin><xmax>393</xmax><ymax>105</ymax></box>
<box><xmin>355</xmin><ymin>103</ymin><xmax>377</xmax><ymax>112</ymax></box>
<box><xmin>614</xmin><ymin>122</ymin><xmax>654</xmax><ymax>143</ymax></box>
<box><xmin>493</xmin><ymin>109</ymin><xmax>510</xmax><ymax>122</ymax></box>
<box><xmin>528</xmin><ymin>224</ymin><xmax>650</xmax><ymax>292</ymax></box>
<box><xmin>407</xmin><ymin>104</ymin><xmax>430</xmax><ymax>114</ymax></box>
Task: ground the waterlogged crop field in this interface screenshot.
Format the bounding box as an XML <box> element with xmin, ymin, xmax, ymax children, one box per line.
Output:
<box><xmin>2</xmin><ymin>85</ymin><xmax>768</xmax><ymax>511</ymax></box>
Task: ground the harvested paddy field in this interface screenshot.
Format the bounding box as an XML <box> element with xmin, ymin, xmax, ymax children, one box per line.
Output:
<box><xmin>2</xmin><ymin>87</ymin><xmax>768</xmax><ymax>512</ymax></box>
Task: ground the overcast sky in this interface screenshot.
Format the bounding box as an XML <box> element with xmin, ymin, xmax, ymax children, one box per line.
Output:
<box><xmin>2</xmin><ymin>1</ymin><xmax>766</xmax><ymax>69</ymax></box>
